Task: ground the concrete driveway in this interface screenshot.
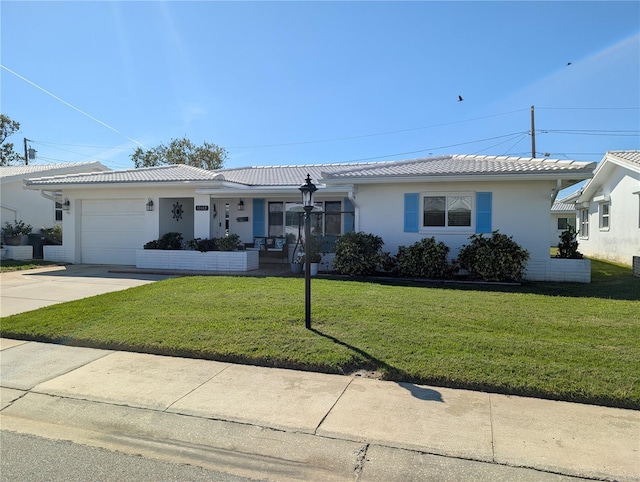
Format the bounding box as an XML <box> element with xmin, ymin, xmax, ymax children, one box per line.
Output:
<box><xmin>0</xmin><ymin>265</ymin><xmax>175</xmax><ymax>317</ymax></box>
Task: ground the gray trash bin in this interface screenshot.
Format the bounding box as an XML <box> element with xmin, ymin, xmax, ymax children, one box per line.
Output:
<box><xmin>27</xmin><ymin>234</ymin><xmax>45</xmax><ymax>259</ymax></box>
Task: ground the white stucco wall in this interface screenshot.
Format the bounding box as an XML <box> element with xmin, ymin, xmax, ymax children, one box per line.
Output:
<box><xmin>578</xmin><ymin>165</ymin><xmax>640</xmax><ymax>266</ymax></box>
<box><xmin>1</xmin><ymin>179</ymin><xmax>60</xmax><ymax>235</ymax></box>
<box><xmin>355</xmin><ymin>179</ymin><xmax>556</xmax><ymax>277</ymax></box>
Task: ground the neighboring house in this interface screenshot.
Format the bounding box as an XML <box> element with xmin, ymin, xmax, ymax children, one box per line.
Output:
<box><xmin>550</xmin><ymin>199</ymin><xmax>577</xmax><ymax>248</ymax></box>
<box><xmin>1</xmin><ymin>162</ymin><xmax>110</xmax><ymax>237</ymax></box>
<box><xmin>573</xmin><ymin>150</ymin><xmax>640</xmax><ymax>266</ymax></box>
<box><xmin>22</xmin><ymin>154</ymin><xmax>595</xmax><ymax>280</ymax></box>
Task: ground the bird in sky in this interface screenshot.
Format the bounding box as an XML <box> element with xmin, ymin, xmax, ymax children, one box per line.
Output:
<box><xmin>458</xmin><ymin>95</ymin><xmax>463</xmax><ymax>102</ymax></box>
<box><xmin>566</xmin><ymin>62</ymin><xmax>572</xmax><ymax>66</ymax></box>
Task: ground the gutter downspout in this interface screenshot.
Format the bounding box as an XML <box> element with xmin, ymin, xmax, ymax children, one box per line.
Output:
<box><xmin>550</xmin><ymin>179</ymin><xmax>562</xmax><ymax>204</ymax></box>
<box><xmin>348</xmin><ymin>189</ymin><xmax>359</xmax><ymax>232</ymax></box>
<box><xmin>38</xmin><ymin>190</ymin><xmax>62</xmax><ymax>203</ymax></box>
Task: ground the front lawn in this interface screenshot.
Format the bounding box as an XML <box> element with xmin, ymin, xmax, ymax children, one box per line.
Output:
<box><xmin>1</xmin><ymin>259</ymin><xmax>638</xmax><ymax>409</ymax></box>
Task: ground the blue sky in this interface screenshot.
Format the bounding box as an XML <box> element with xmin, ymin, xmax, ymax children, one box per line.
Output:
<box><xmin>2</xmin><ymin>1</ymin><xmax>639</xmax><ymax>189</ymax></box>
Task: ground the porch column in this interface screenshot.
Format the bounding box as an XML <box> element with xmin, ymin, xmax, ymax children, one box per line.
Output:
<box><xmin>193</xmin><ymin>194</ymin><xmax>211</xmax><ymax>239</ymax></box>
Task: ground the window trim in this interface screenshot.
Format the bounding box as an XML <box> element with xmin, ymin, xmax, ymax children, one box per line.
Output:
<box><xmin>420</xmin><ymin>191</ymin><xmax>474</xmax><ymax>234</ymax></box>
<box><xmin>579</xmin><ymin>208</ymin><xmax>589</xmax><ymax>238</ymax></box>
<box><xmin>598</xmin><ymin>201</ymin><xmax>610</xmax><ymax>231</ymax></box>
<box><xmin>55</xmin><ymin>201</ymin><xmax>63</xmax><ymax>222</ymax></box>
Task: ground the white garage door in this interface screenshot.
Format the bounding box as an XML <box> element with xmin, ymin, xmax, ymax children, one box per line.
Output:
<box><xmin>81</xmin><ymin>199</ymin><xmax>146</xmax><ymax>265</ymax></box>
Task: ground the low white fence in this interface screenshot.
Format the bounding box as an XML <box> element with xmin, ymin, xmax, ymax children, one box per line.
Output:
<box><xmin>525</xmin><ymin>258</ymin><xmax>591</xmax><ymax>283</ymax></box>
<box><xmin>136</xmin><ymin>249</ymin><xmax>259</xmax><ymax>272</ymax></box>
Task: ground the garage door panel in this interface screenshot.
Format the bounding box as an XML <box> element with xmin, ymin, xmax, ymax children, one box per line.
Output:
<box><xmin>82</xmin><ymin>216</ymin><xmax>142</xmax><ymax>233</ymax></box>
<box><xmin>81</xmin><ymin>199</ymin><xmax>145</xmax><ymax>265</ymax></box>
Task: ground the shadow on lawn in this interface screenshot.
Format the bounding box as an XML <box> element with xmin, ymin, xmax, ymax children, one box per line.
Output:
<box><xmin>310</xmin><ymin>328</ymin><xmax>444</xmax><ymax>402</ymax></box>
<box><xmin>335</xmin><ymin>275</ymin><xmax>640</xmax><ymax>301</ymax></box>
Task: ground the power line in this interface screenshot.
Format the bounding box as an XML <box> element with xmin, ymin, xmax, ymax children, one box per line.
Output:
<box><xmin>35</xmin><ymin>140</ymin><xmax>134</xmax><ymax>150</ymax></box>
<box><xmin>537</xmin><ymin>107</ymin><xmax>640</xmax><ymax>111</ymax></box>
<box><xmin>334</xmin><ymin>131</ymin><xmax>529</xmax><ymax>163</ymax></box>
<box><xmin>1</xmin><ymin>64</ymin><xmax>147</xmax><ymax>149</ymax></box>
<box><xmin>227</xmin><ymin>109</ymin><xmax>529</xmax><ymax>149</ymax></box>
<box><xmin>540</xmin><ymin>129</ymin><xmax>639</xmax><ymax>137</ymax></box>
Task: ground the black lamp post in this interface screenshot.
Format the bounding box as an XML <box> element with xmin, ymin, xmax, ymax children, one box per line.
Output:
<box><xmin>299</xmin><ymin>174</ymin><xmax>318</xmax><ymax>330</ymax></box>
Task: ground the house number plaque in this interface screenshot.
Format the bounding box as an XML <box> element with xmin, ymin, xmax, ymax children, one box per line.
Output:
<box><xmin>195</xmin><ymin>205</ymin><xmax>209</xmax><ymax>211</ymax></box>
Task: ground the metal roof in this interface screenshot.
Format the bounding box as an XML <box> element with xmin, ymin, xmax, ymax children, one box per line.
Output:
<box><xmin>22</xmin><ymin>154</ymin><xmax>596</xmax><ymax>189</ymax></box>
<box><xmin>551</xmin><ymin>201</ymin><xmax>576</xmax><ymax>212</ymax></box>
<box><xmin>607</xmin><ymin>150</ymin><xmax>640</xmax><ymax>170</ymax></box>
<box><xmin>24</xmin><ymin>164</ymin><xmax>225</xmax><ymax>186</ymax></box>
<box><xmin>322</xmin><ymin>155</ymin><xmax>596</xmax><ymax>180</ymax></box>
<box><xmin>1</xmin><ymin>162</ymin><xmax>109</xmax><ymax>183</ymax></box>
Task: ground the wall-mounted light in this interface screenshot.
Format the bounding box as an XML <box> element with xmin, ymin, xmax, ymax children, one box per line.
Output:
<box><xmin>238</xmin><ymin>199</ymin><xmax>245</xmax><ymax>211</ymax></box>
<box><xmin>146</xmin><ymin>198</ymin><xmax>154</xmax><ymax>211</ymax></box>
<box><xmin>62</xmin><ymin>198</ymin><xmax>71</xmax><ymax>211</ymax></box>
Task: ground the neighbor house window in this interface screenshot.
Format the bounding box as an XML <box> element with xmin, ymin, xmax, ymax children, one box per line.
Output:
<box><xmin>599</xmin><ymin>202</ymin><xmax>610</xmax><ymax>230</ymax></box>
<box><xmin>423</xmin><ymin>194</ymin><xmax>472</xmax><ymax>228</ymax></box>
<box><xmin>579</xmin><ymin>209</ymin><xmax>589</xmax><ymax>238</ymax></box>
<box><xmin>557</xmin><ymin>217</ymin><xmax>576</xmax><ymax>230</ymax></box>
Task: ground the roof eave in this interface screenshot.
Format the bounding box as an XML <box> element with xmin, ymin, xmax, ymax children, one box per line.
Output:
<box><xmin>324</xmin><ymin>171</ymin><xmax>595</xmax><ymax>185</ymax></box>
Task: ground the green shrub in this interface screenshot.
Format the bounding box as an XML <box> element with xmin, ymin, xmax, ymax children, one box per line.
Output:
<box><xmin>397</xmin><ymin>237</ymin><xmax>453</xmax><ymax>279</ymax></box>
<box><xmin>188</xmin><ymin>238</ymin><xmax>217</xmax><ymax>252</ymax></box>
<box><xmin>2</xmin><ymin>220</ymin><xmax>32</xmax><ymax>237</ymax></box>
<box><xmin>144</xmin><ymin>232</ymin><xmax>183</xmax><ymax>250</ymax></box>
<box><xmin>457</xmin><ymin>231</ymin><xmax>529</xmax><ymax>282</ymax></box>
<box><xmin>41</xmin><ymin>225</ymin><xmax>62</xmax><ymax>245</ymax></box>
<box><xmin>215</xmin><ymin>233</ymin><xmax>240</xmax><ymax>251</ymax></box>
<box><xmin>333</xmin><ymin>232</ymin><xmax>384</xmax><ymax>276</ymax></box>
<box><xmin>556</xmin><ymin>226</ymin><xmax>583</xmax><ymax>259</ymax></box>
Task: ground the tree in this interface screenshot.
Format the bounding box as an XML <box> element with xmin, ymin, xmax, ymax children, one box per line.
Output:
<box><xmin>131</xmin><ymin>137</ymin><xmax>227</xmax><ymax>170</ymax></box>
<box><xmin>0</xmin><ymin>114</ymin><xmax>23</xmax><ymax>166</ymax></box>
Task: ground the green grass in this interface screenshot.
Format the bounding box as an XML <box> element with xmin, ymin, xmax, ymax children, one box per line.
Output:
<box><xmin>2</xmin><ymin>259</ymin><xmax>638</xmax><ymax>409</ymax></box>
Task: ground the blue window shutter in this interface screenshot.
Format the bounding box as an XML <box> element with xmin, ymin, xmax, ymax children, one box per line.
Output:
<box><xmin>343</xmin><ymin>197</ymin><xmax>355</xmax><ymax>233</ymax></box>
<box><xmin>404</xmin><ymin>193</ymin><xmax>419</xmax><ymax>233</ymax></box>
<box><xmin>253</xmin><ymin>198</ymin><xmax>265</xmax><ymax>237</ymax></box>
<box><xmin>476</xmin><ymin>192</ymin><xmax>492</xmax><ymax>233</ymax></box>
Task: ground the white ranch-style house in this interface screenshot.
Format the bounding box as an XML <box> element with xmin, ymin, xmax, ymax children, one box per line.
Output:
<box><xmin>1</xmin><ymin>162</ymin><xmax>109</xmax><ymax>232</ymax></box>
<box><xmin>21</xmin><ymin>154</ymin><xmax>596</xmax><ymax>281</ymax></box>
<box><xmin>572</xmin><ymin>150</ymin><xmax>640</xmax><ymax>267</ymax></box>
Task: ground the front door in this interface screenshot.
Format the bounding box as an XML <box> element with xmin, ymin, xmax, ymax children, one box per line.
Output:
<box><xmin>211</xmin><ymin>199</ymin><xmax>230</xmax><ymax>238</ymax></box>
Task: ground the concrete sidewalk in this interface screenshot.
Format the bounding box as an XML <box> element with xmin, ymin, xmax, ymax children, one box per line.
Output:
<box><xmin>1</xmin><ymin>338</ymin><xmax>638</xmax><ymax>481</ymax></box>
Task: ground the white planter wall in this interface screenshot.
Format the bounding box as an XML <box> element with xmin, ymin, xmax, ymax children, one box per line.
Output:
<box><xmin>136</xmin><ymin>250</ymin><xmax>259</xmax><ymax>272</ymax></box>
<box><xmin>525</xmin><ymin>258</ymin><xmax>591</xmax><ymax>283</ymax></box>
<box><xmin>3</xmin><ymin>245</ymin><xmax>33</xmax><ymax>261</ymax></box>
<box><xmin>43</xmin><ymin>245</ymin><xmax>67</xmax><ymax>263</ymax></box>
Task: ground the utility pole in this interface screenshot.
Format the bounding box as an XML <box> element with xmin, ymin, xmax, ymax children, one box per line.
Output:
<box><xmin>24</xmin><ymin>138</ymin><xmax>29</xmax><ymax>165</ymax></box>
<box><xmin>23</xmin><ymin>138</ymin><xmax>36</xmax><ymax>165</ymax></box>
<box><xmin>530</xmin><ymin>105</ymin><xmax>536</xmax><ymax>158</ymax></box>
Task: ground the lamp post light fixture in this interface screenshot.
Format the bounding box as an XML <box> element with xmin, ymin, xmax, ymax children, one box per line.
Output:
<box><xmin>299</xmin><ymin>174</ymin><xmax>318</xmax><ymax>330</ymax></box>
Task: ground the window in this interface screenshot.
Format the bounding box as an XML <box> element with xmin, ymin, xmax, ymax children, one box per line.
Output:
<box><xmin>55</xmin><ymin>202</ymin><xmax>63</xmax><ymax>222</ymax></box>
<box><xmin>423</xmin><ymin>194</ymin><xmax>472</xmax><ymax>229</ymax></box>
<box><xmin>268</xmin><ymin>202</ymin><xmax>284</xmax><ymax>236</ymax></box>
<box><xmin>324</xmin><ymin>201</ymin><xmax>342</xmax><ymax>235</ymax></box>
<box><xmin>557</xmin><ymin>217</ymin><xmax>576</xmax><ymax>230</ymax></box>
<box><xmin>599</xmin><ymin>202</ymin><xmax>610</xmax><ymax>230</ymax></box>
<box><xmin>579</xmin><ymin>209</ymin><xmax>589</xmax><ymax>238</ymax></box>
<box><xmin>280</xmin><ymin>200</ymin><xmax>354</xmax><ymax>239</ymax></box>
